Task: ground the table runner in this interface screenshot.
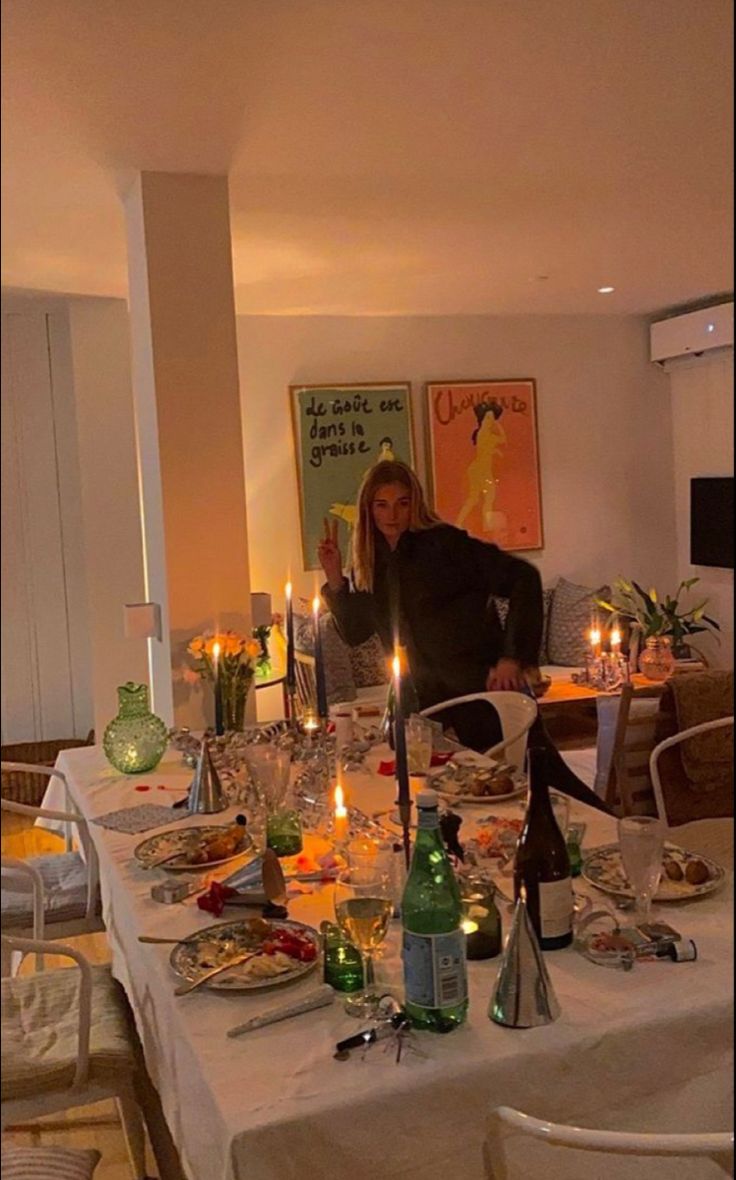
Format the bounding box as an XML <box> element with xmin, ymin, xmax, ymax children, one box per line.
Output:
<box><xmin>48</xmin><ymin>745</ymin><xmax>733</xmax><ymax>1180</ymax></box>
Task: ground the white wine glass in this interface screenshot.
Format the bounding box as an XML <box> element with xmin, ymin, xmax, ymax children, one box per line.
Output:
<box><xmin>617</xmin><ymin>815</ymin><xmax>665</xmax><ymax>921</ymax></box>
<box><xmin>334</xmin><ymin>868</ymin><xmax>393</xmax><ymax>1018</ymax></box>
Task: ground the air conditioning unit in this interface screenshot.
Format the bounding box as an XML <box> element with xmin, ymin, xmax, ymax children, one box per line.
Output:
<box><xmin>650</xmin><ymin>301</ymin><xmax>734</xmax><ymax>363</ymax></box>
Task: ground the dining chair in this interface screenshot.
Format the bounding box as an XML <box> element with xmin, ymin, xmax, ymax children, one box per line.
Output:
<box><xmin>1</xmin><ymin>935</ymin><xmax>150</xmax><ymax>1180</ymax></box>
<box><xmin>294</xmin><ymin>650</ymin><xmax>317</xmax><ymax>717</ymax></box>
<box><xmin>649</xmin><ymin>716</ymin><xmax>735</xmax><ymax>828</ymax></box>
<box><xmin>484</xmin><ymin>1105</ymin><xmax>734</xmax><ymax>1180</ymax></box>
<box><xmin>420</xmin><ymin>691</ymin><xmax>537</xmax><ymax>769</ymax></box>
<box><xmin>1</xmin><ymin>763</ymin><xmax>103</xmax><ymax>953</ymax></box>
<box><xmin>603</xmin><ymin>684</ymin><xmax>663</xmax><ymax>814</ymax></box>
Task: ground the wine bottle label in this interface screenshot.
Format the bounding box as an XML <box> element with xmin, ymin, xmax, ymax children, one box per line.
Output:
<box><xmin>402</xmin><ymin>930</ymin><xmax>468</xmax><ymax>1009</ymax></box>
<box><xmin>539</xmin><ymin>877</ymin><xmax>574</xmax><ymax>939</ymax></box>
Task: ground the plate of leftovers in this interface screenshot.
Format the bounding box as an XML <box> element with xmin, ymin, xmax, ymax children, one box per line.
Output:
<box><xmin>582</xmin><ymin>842</ymin><xmax>725</xmax><ymax>902</ymax></box>
<box><xmin>134</xmin><ymin>822</ymin><xmax>252</xmax><ymax>871</ymax></box>
<box><xmin>430</xmin><ymin>755</ymin><xmax>527</xmax><ymax>805</ymax></box>
<box><xmin>169</xmin><ymin>917</ymin><xmax>320</xmax><ymax>991</ymax></box>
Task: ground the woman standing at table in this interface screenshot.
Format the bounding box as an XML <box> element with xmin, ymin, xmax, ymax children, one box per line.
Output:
<box><xmin>318</xmin><ymin>459</ymin><xmax>609</xmax><ymax>811</ymax></box>
<box><xmin>318</xmin><ymin>459</ymin><xmax>540</xmax><ymax>743</ymax></box>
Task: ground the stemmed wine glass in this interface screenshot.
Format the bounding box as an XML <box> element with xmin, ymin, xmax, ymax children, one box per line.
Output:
<box><xmin>334</xmin><ymin>868</ymin><xmax>393</xmax><ymax>1018</ymax></box>
<box><xmin>617</xmin><ymin>815</ymin><xmax>665</xmax><ymax>921</ymax></box>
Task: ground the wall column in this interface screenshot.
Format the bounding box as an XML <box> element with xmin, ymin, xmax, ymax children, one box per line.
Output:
<box><xmin>124</xmin><ymin>172</ymin><xmax>252</xmax><ymax>727</ymax></box>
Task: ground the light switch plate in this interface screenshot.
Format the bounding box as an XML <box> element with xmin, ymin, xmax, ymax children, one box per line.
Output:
<box><xmin>124</xmin><ymin>602</ymin><xmax>162</xmax><ymax>640</ymax></box>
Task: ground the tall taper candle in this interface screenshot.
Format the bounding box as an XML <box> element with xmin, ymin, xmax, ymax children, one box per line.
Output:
<box><xmin>312</xmin><ymin>596</ymin><xmax>328</xmax><ymax>720</ymax></box>
<box><xmin>285</xmin><ymin>582</ymin><xmax>296</xmax><ymax>693</ymax></box>
<box><xmin>392</xmin><ymin>650</ymin><xmax>412</xmax><ymax>867</ymax></box>
<box><xmin>212</xmin><ymin>641</ymin><xmax>225</xmax><ymax>736</ymax></box>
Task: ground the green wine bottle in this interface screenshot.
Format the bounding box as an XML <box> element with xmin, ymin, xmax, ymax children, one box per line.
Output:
<box><xmin>401</xmin><ymin>788</ymin><xmax>468</xmax><ymax>1032</ymax></box>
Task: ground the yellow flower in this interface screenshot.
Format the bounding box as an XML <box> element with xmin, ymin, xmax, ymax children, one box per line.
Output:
<box><xmin>188</xmin><ymin>637</ymin><xmax>205</xmax><ymax>656</ymax></box>
<box><xmin>245</xmin><ymin>639</ymin><xmax>261</xmax><ymax>661</ymax></box>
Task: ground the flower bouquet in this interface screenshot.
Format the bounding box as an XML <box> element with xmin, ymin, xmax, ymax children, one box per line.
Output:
<box><xmin>187</xmin><ymin>631</ymin><xmax>262</xmax><ymax>731</ymax></box>
<box><xmin>595</xmin><ymin>578</ymin><xmax>720</xmax><ymax>663</ymax></box>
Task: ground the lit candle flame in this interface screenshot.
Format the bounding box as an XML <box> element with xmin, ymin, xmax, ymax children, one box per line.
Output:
<box><xmin>610</xmin><ymin>627</ymin><xmax>622</xmax><ymax>649</ymax></box>
<box><xmin>589</xmin><ymin>628</ymin><xmax>601</xmax><ymax>648</ymax></box>
<box><xmin>212</xmin><ymin>641</ymin><xmax>221</xmax><ymax>664</ymax></box>
<box><xmin>392</xmin><ymin>654</ymin><xmax>401</xmax><ymax>680</ymax></box>
<box><xmin>334</xmin><ymin>783</ymin><xmax>347</xmax><ymax>816</ymax></box>
<box><xmin>312</xmin><ymin>595</ymin><xmax>320</xmax><ymax>616</ymax></box>
<box><xmin>285</xmin><ymin>581</ymin><xmax>292</xmax><ymax>600</ymax></box>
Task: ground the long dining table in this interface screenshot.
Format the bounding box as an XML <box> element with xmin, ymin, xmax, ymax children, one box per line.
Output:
<box><xmin>47</xmin><ymin>742</ymin><xmax>733</xmax><ymax>1180</ymax></box>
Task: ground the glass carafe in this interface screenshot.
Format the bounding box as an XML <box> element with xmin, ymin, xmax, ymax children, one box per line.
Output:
<box><xmin>102</xmin><ymin>682</ymin><xmax>168</xmax><ymax>774</ymax></box>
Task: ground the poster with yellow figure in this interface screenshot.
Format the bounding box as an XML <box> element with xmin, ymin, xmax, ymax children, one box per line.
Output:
<box><xmin>425</xmin><ymin>379</ymin><xmax>543</xmax><ymax>551</ymax></box>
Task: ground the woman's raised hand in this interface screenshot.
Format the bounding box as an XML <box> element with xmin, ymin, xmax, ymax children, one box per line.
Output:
<box><xmin>317</xmin><ymin>517</ymin><xmax>344</xmax><ymax>590</ymax></box>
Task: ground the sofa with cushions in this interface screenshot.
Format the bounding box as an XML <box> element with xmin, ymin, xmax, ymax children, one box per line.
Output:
<box><xmin>296</xmin><ymin>576</ymin><xmax>608</xmax><ymax>709</ymax></box>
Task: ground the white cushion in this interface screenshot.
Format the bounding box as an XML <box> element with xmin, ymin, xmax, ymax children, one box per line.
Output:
<box><xmin>1</xmin><ymin>852</ymin><xmax>100</xmax><ymax>928</ymax></box>
<box><xmin>1</xmin><ymin>964</ymin><xmax>135</xmax><ymax>1101</ymax></box>
<box><xmin>1</xmin><ymin>1144</ymin><xmax>100</xmax><ymax>1179</ymax></box>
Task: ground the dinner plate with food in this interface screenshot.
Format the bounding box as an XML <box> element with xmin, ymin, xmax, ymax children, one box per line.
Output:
<box><xmin>169</xmin><ymin>916</ymin><xmax>320</xmax><ymax>992</ymax></box>
<box><xmin>582</xmin><ymin>842</ymin><xmax>725</xmax><ymax>902</ymax></box>
<box><xmin>134</xmin><ymin>820</ymin><xmax>252</xmax><ymax>871</ymax></box>
<box><xmin>430</xmin><ymin>754</ymin><xmax>527</xmax><ymax>805</ymax></box>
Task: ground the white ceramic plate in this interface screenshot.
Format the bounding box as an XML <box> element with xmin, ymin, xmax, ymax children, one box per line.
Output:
<box><xmin>169</xmin><ymin>917</ymin><xmax>320</xmax><ymax>992</ymax></box>
<box><xmin>582</xmin><ymin>842</ymin><xmax>725</xmax><ymax>902</ymax></box>
<box><xmin>133</xmin><ymin>825</ymin><xmax>253</xmax><ymax>872</ymax></box>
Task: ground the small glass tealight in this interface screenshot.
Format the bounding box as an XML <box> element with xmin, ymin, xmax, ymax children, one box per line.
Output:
<box><xmin>460</xmin><ymin>873</ymin><xmax>502</xmax><ymax>960</ymax></box>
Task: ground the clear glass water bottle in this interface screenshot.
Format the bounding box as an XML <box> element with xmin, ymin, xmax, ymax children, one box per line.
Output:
<box><xmin>401</xmin><ymin>788</ymin><xmax>468</xmax><ymax>1032</ymax></box>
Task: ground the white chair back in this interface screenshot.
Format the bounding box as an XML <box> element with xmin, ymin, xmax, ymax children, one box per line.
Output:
<box><xmin>485</xmin><ymin>1106</ymin><xmax>734</xmax><ymax>1180</ymax></box>
<box><xmin>420</xmin><ymin>691</ymin><xmax>537</xmax><ymax>769</ymax></box>
<box><xmin>649</xmin><ymin>716</ymin><xmax>734</xmax><ymax>827</ymax></box>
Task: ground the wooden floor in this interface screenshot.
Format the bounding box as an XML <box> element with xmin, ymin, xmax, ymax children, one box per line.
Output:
<box><xmin>2</xmin><ymin>810</ymin><xmax>159</xmax><ymax>1179</ymax></box>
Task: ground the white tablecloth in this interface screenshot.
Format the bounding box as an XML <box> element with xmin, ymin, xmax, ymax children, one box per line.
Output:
<box><xmin>48</xmin><ymin>746</ymin><xmax>733</xmax><ymax>1180</ymax></box>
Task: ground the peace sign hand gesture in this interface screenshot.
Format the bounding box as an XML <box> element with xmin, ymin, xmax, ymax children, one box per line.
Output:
<box><xmin>317</xmin><ymin>518</ymin><xmax>345</xmax><ymax>591</ymax></box>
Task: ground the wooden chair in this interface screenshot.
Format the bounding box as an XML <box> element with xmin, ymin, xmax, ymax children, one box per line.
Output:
<box><xmin>1</xmin><ymin>764</ymin><xmax>103</xmax><ymax>954</ymax></box>
<box><xmin>603</xmin><ymin>685</ymin><xmax>663</xmax><ymax>815</ymax></box>
<box><xmin>484</xmin><ymin>1105</ymin><xmax>734</xmax><ymax>1179</ymax></box>
<box><xmin>420</xmin><ymin>691</ymin><xmax>537</xmax><ymax>769</ymax></box>
<box><xmin>1</xmin><ymin>936</ymin><xmax>150</xmax><ymax>1180</ymax></box>
<box><xmin>1</xmin><ymin>736</ymin><xmax>94</xmax><ymax>806</ymax></box>
<box><xmin>294</xmin><ymin>650</ymin><xmax>317</xmax><ymax>717</ymax></box>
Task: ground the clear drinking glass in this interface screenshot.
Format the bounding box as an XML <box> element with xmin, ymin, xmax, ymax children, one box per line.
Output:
<box><xmin>244</xmin><ymin>744</ymin><xmax>301</xmax><ymax>857</ymax></box>
<box><xmin>549</xmin><ymin>791</ymin><xmax>570</xmax><ymax>839</ymax></box>
<box><xmin>406</xmin><ymin>714</ymin><xmax>434</xmax><ymax>775</ymax></box>
<box><xmin>334</xmin><ymin>868</ymin><xmax>393</xmax><ymax>1017</ymax></box>
<box><xmin>617</xmin><ymin>815</ymin><xmax>664</xmax><ymax>920</ymax></box>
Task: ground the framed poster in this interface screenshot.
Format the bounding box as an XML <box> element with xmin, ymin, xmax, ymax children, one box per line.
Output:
<box><xmin>290</xmin><ymin>382</ymin><xmax>414</xmax><ymax>570</ymax></box>
<box><xmin>425</xmin><ymin>378</ymin><xmax>543</xmax><ymax>551</ymax></box>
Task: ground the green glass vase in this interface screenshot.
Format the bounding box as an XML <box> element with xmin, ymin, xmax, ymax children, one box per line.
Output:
<box><xmin>103</xmin><ymin>682</ymin><xmax>168</xmax><ymax>774</ymax></box>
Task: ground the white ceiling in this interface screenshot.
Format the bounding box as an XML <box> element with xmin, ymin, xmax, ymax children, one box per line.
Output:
<box><xmin>2</xmin><ymin>0</ymin><xmax>733</xmax><ymax>315</ymax></box>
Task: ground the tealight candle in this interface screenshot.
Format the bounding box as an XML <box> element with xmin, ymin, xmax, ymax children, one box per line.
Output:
<box><xmin>333</xmin><ymin>784</ymin><xmax>349</xmax><ymax>846</ymax></box>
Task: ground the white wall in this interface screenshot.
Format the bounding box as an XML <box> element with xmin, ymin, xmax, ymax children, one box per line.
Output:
<box><xmin>237</xmin><ymin>315</ymin><xmax>678</xmax><ymax>609</ymax></box>
<box><xmin>668</xmin><ymin>349</ymin><xmax>734</xmax><ymax>668</ymax></box>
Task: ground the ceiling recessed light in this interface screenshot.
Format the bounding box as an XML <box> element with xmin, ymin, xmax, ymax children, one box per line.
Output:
<box><xmin>597</xmin><ymin>286</ymin><xmax>615</xmax><ymax>294</ymax></box>
<box><xmin>706</xmin><ymin>323</ymin><xmax>716</xmax><ymax>333</ymax></box>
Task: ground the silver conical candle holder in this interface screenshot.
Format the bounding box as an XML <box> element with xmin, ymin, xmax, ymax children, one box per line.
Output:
<box><xmin>488</xmin><ymin>891</ymin><xmax>561</xmax><ymax>1028</ymax></box>
<box><xmin>188</xmin><ymin>739</ymin><xmax>227</xmax><ymax>814</ymax></box>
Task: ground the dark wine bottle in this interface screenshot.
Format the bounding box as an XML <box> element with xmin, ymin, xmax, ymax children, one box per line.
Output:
<box><xmin>513</xmin><ymin>746</ymin><xmax>573</xmax><ymax>950</ymax></box>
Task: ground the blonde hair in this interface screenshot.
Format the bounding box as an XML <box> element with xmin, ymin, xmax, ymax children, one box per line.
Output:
<box><xmin>351</xmin><ymin>460</ymin><xmax>441</xmax><ymax>591</ymax></box>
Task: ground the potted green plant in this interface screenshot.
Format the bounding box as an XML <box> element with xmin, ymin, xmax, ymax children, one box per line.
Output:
<box><xmin>596</xmin><ymin>577</ymin><xmax>720</xmax><ymax>675</ymax></box>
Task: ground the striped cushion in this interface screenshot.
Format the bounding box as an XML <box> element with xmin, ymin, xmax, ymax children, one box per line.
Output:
<box><xmin>1</xmin><ymin>964</ymin><xmax>135</xmax><ymax>1101</ymax></box>
<box><xmin>1</xmin><ymin>852</ymin><xmax>101</xmax><ymax>928</ymax></box>
<box><xmin>1</xmin><ymin>1145</ymin><xmax>100</xmax><ymax>1179</ymax></box>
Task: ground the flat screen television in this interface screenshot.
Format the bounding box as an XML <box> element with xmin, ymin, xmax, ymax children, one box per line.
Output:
<box><xmin>690</xmin><ymin>477</ymin><xmax>734</xmax><ymax>568</ymax></box>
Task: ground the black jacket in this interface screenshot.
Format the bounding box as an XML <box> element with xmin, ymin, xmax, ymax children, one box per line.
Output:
<box><xmin>323</xmin><ymin>524</ymin><xmax>543</xmax><ymax>710</ymax></box>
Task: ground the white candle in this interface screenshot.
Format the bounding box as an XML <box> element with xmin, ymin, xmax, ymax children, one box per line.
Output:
<box><xmin>333</xmin><ymin>783</ymin><xmax>349</xmax><ymax>846</ymax></box>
